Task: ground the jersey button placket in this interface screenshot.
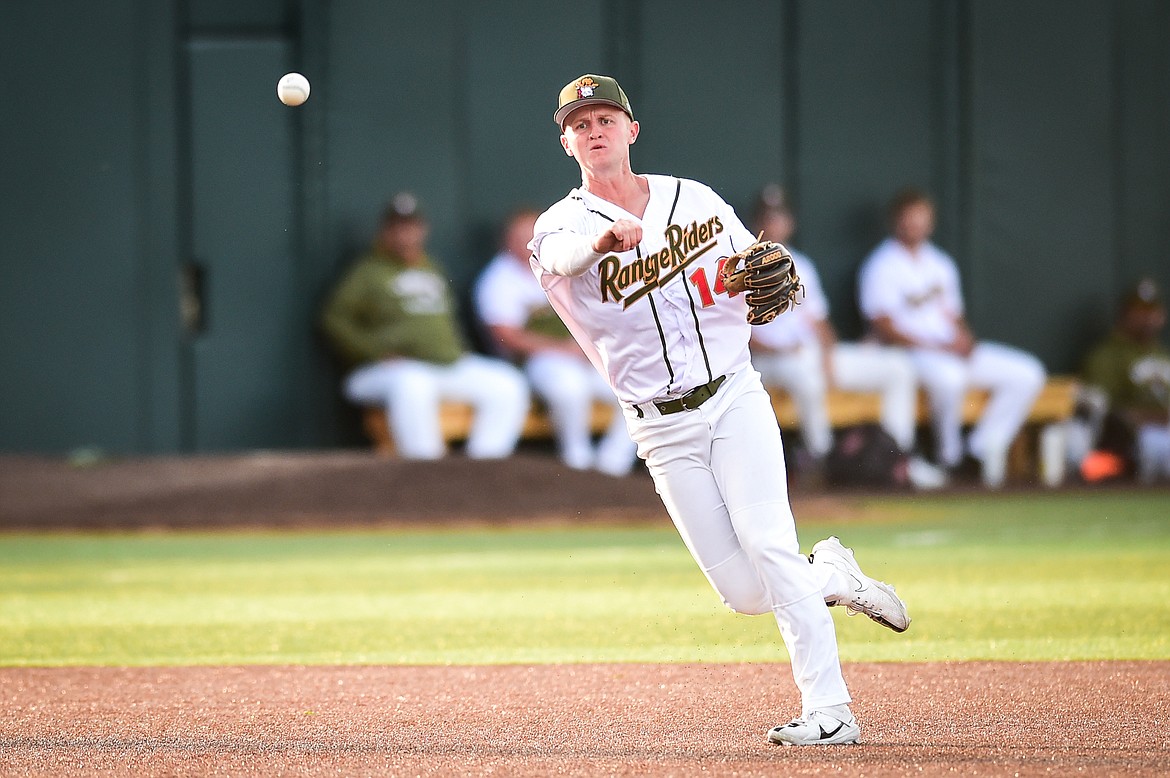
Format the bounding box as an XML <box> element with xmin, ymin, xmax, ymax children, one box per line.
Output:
<box><xmin>659</xmin><ymin>279</ymin><xmax>701</xmax><ymax>391</ymax></box>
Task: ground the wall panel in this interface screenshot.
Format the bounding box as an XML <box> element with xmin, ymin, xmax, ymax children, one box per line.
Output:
<box><xmin>792</xmin><ymin>0</ymin><xmax>941</xmax><ymax>338</ymax></box>
<box><xmin>1</xmin><ymin>0</ymin><xmax>1167</xmax><ymax>452</ymax></box>
<box><xmin>636</xmin><ymin>0</ymin><xmax>787</xmax><ymax>213</ymax></box>
<box><xmin>461</xmin><ymin>0</ymin><xmax>607</xmax><ymax>291</ymax></box>
<box><xmin>323</xmin><ymin>0</ymin><xmax>463</xmax><ymax>276</ymax></box>
<box><xmin>0</xmin><ymin>0</ymin><xmax>148</xmax><ymax>452</ymax></box>
<box><xmin>968</xmin><ymin>0</ymin><xmax>1114</xmax><ymax>368</ymax></box>
<box><xmin>1116</xmin><ymin>0</ymin><xmax>1170</xmax><ymax>320</ymax></box>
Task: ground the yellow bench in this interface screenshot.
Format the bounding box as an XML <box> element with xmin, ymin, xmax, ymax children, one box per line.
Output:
<box><xmin>363</xmin><ymin>376</ymin><xmax>1080</xmax><ymax>477</ymax></box>
<box><xmin>768</xmin><ymin>374</ymin><xmax>1079</xmax><ymax>428</ymax></box>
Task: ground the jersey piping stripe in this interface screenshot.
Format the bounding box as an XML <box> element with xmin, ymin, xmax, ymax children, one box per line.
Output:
<box><xmin>666</xmin><ymin>178</ymin><xmax>682</xmax><ymax>224</ymax></box>
<box><xmin>646</xmin><ymin>286</ymin><xmax>675</xmax><ymax>385</ymax></box>
<box><xmin>574</xmin><ymin>181</ymin><xmax>725</xmax><ymax>394</ymax></box>
<box><xmin>664</xmin><ymin>176</ymin><xmax>714</xmax><ymax>384</ymax></box>
<box><xmin>636</xmin><ymin>243</ymin><xmax>675</xmax><ymax>383</ymax></box>
<box><xmin>573</xmin><ymin>190</ymin><xmax>677</xmax><ymax>385</ymax></box>
<box><xmin>570</xmin><ymin>193</ymin><xmax>617</xmax><ymax>224</ymax></box>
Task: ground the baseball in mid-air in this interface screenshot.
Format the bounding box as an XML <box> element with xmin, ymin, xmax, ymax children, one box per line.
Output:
<box><xmin>277</xmin><ymin>72</ymin><xmax>310</xmax><ymax>106</ymax></box>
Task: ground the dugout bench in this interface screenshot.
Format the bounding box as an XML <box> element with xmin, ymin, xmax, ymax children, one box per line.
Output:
<box><xmin>361</xmin><ymin>376</ymin><xmax>1080</xmax><ymax>484</ymax></box>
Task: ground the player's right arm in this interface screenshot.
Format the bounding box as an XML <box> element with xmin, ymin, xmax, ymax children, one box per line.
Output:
<box><xmin>537</xmin><ymin>224</ymin><xmax>640</xmax><ymax>277</ymax></box>
<box><xmin>534</xmin><ymin>232</ymin><xmax>604</xmax><ymax>276</ymax></box>
<box><xmin>531</xmin><ymin>201</ymin><xmax>641</xmax><ymax>277</ymax></box>
<box><xmin>590</xmin><ymin>219</ymin><xmax>642</xmax><ymax>254</ymax></box>
<box><xmin>858</xmin><ymin>250</ymin><xmax>924</xmax><ymax>350</ymax></box>
<box><xmin>320</xmin><ymin>261</ymin><xmax>388</xmax><ymax>365</ymax></box>
<box><xmin>868</xmin><ymin>315</ymin><xmax>919</xmax><ymax>349</ymax></box>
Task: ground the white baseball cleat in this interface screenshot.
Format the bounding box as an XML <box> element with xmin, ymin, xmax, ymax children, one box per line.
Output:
<box><xmin>810</xmin><ymin>536</ymin><xmax>911</xmax><ymax>633</ymax></box>
<box><xmin>767</xmin><ymin>708</ymin><xmax>861</xmax><ymax>746</ymax></box>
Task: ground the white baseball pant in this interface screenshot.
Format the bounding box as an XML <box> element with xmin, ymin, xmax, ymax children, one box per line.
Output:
<box><xmin>525</xmin><ymin>351</ymin><xmax>637</xmax><ymax>476</ymax></box>
<box><xmin>755</xmin><ymin>342</ymin><xmax>919</xmax><ymax>457</ymax></box>
<box><xmin>345</xmin><ymin>354</ymin><xmax>530</xmax><ymax>459</ymax></box>
<box><xmin>623</xmin><ymin>368</ymin><xmax>851</xmax><ymax>713</ymax></box>
<box><xmin>1137</xmin><ymin>423</ymin><xmax>1170</xmax><ymax>483</ymax></box>
<box><xmin>910</xmin><ymin>342</ymin><xmax>1046</xmax><ymax>467</ymax></box>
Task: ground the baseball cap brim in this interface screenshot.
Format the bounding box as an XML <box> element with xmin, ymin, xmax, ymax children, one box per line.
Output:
<box><xmin>555</xmin><ymin>98</ymin><xmax>630</xmax><ymax>128</ymax></box>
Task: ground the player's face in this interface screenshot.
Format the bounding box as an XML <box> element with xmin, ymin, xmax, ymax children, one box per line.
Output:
<box><xmin>381</xmin><ymin>220</ymin><xmax>429</xmax><ymax>264</ymax></box>
<box><xmin>560</xmin><ymin>106</ymin><xmax>639</xmax><ymax>171</ymax></box>
<box><xmin>894</xmin><ymin>201</ymin><xmax>935</xmax><ymax>247</ymax></box>
<box><xmin>1121</xmin><ymin>304</ymin><xmax>1166</xmax><ymax>342</ymax></box>
<box><xmin>758</xmin><ymin>209</ymin><xmax>795</xmax><ymax>244</ymax></box>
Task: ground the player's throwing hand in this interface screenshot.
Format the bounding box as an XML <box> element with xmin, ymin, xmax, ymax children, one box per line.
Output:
<box><xmin>592</xmin><ymin>219</ymin><xmax>642</xmax><ymax>254</ymax></box>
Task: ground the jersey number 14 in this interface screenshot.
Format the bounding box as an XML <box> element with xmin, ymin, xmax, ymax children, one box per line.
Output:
<box><xmin>688</xmin><ymin>258</ymin><xmax>734</xmax><ymax>308</ymax></box>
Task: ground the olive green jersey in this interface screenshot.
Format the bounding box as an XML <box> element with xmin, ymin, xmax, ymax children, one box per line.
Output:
<box><xmin>321</xmin><ymin>250</ymin><xmax>465</xmax><ymax>368</ymax></box>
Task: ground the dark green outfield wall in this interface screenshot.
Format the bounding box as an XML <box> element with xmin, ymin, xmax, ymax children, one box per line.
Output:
<box><xmin>2</xmin><ymin>0</ymin><xmax>1168</xmax><ymax>454</ymax></box>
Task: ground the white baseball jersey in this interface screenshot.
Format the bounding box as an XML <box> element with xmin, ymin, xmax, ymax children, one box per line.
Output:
<box><xmin>529</xmin><ymin>175</ymin><xmax>757</xmax><ymax>407</ymax></box>
<box><xmin>475</xmin><ymin>250</ymin><xmax>556</xmax><ymax>329</ymax></box>
<box><xmin>857</xmin><ymin>237</ymin><xmax>964</xmax><ymax>346</ymax></box>
<box><xmin>749</xmin><ymin>247</ymin><xmax>829</xmax><ymax>352</ymax></box>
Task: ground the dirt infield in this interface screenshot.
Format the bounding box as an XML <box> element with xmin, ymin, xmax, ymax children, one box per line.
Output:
<box><xmin>2</xmin><ymin>452</ymin><xmax>1168</xmax><ymax>775</ymax></box>
<box><xmin>0</xmin><ymin>451</ymin><xmax>669</xmax><ymax>530</ymax></box>
<box><xmin>2</xmin><ymin>662</ymin><xmax>1167</xmax><ymax>776</ymax></box>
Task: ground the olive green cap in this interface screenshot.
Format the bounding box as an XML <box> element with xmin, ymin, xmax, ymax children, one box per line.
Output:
<box><xmin>554</xmin><ymin>74</ymin><xmax>634</xmax><ymax>128</ymax></box>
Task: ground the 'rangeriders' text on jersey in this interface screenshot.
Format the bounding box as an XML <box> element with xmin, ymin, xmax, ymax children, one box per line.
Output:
<box><xmin>530</xmin><ymin>175</ymin><xmax>757</xmax><ymax>407</ymax></box>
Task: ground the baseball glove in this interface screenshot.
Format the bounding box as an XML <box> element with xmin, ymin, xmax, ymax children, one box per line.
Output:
<box><xmin>718</xmin><ymin>239</ymin><xmax>802</xmax><ymax>325</ymax></box>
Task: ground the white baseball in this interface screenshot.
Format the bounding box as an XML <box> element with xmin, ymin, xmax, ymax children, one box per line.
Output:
<box><xmin>277</xmin><ymin>72</ymin><xmax>311</xmax><ymax>106</ymax></box>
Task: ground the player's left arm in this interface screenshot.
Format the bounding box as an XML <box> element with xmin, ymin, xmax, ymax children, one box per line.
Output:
<box><xmin>940</xmin><ymin>257</ymin><xmax>975</xmax><ymax>356</ymax></box>
<box><xmin>946</xmin><ymin>316</ymin><xmax>976</xmax><ymax>357</ymax></box>
<box><xmin>812</xmin><ymin>317</ymin><xmax>839</xmax><ymax>386</ymax></box>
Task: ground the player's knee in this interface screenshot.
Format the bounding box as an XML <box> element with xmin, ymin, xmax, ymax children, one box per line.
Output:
<box><xmin>481</xmin><ymin>366</ymin><xmax>530</xmax><ymax>409</ymax></box>
<box><xmin>994</xmin><ymin>354</ymin><xmax>1046</xmax><ymax>399</ymax></box>
<box><xmin>390</xmin><ymin>371</ymin><xmax>437</xmax><ymax>406</ymax></box>
<box><xmin>544</xmin><ymin>378</ymin><xmax>591</xmax><ymax>409</ymax></box>
<box><xmin>1021</xmin><ymin>355</ymin><xmax>1047</xmax><ymax>392</ymax></box>
<box><xmin>927</xmin><ymin>367</ymin><xmax>967</xmax><ymax>397</ymax></box>
<box><xmin>705</xmin><ymin>557</ymin><xmax>773</xmax><ymax>615</ymax></box>
<box><xmin>885</xmin><ymin>353</ymin><xmax>917</xmax><ymax>387</ymax></box>
<box><xmin>718</xmin><ymin>588</ymin><xmax>772</xmax><ymax>616</ymax></box>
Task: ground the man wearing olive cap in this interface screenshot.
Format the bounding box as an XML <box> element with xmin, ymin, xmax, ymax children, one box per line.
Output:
<box><xmin>528</xmin><ymin>74</ymin><xmax>913</xmax><ymax>746</ymax></box>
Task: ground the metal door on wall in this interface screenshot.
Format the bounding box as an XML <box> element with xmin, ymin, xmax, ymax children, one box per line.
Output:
<box><xmin>181</xmin><ymin>37</ymin><xmax>304</xmax><ymax>451</ymax></box>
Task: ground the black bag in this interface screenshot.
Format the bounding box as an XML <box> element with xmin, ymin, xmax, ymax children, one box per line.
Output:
<box><xmin>825</xmin><ymin>425</ymin><xmax>909</xmax><ymax>488</ymax></box>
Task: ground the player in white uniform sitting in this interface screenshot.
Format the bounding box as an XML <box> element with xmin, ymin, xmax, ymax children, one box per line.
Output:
<box><xmin>857</xmin><ymin>188</ymin><xmax>1047</xmax><ymax>487</ymax></box>
<box><xmin>475</xmin><ymin>208</ymin><xmax>637</xmax><ymax>476</ymax></box>
<box><xmin>748</xmin><ymin>185</ymin><xmax>945</xmax><ymax>490</ymax></box>
<box><xmin>529</xmin><ymin>73</ymin><xmax>910</xmax><ymax>746</ymax></box>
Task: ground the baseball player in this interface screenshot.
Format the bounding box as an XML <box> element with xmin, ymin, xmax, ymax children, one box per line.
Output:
<box><xmin>1082</xmin><ymin>278</ymin><xmax>1170</xmax><ymax>483</ymax></box>
<box><xmin>857</xmin><ymin>188</ymin><xmax>1047</xmax><ymax>487</ymax></box>
<box><xmin>529</xmin><ymin>74</ymin><xmax>910</xmax><ymax>746</ymax></box>
<box><xmin>321</xmin><ymin>194</ymin><xmax>530</xmax><ymax>459</ymax></box>
<box><xmin>748</xmin><ymin>185</ymin><xmax>946</xmax><ymax>490</ymax></box>
<box><xmin>475</xmin><ymin>208</ymin><xmax>637</xmax><ymax>476</ymax></box>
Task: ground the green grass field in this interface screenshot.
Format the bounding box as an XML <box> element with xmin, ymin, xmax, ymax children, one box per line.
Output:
<box><xmin>2</xmin><ymin>491</ymin><xmax>1168</xmax><ymax>667</ymax></box>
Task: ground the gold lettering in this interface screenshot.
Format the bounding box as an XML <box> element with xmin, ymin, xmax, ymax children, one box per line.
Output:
<box><xmin>599</xmin><ymin>256</ymin><xmax>623</xmax><ymax>302</ymax></box>
<box><xmin>665</xmin><ymin>223</ymin><xmax>686</xmax><ymax>267</ymax></box>
<box><xmin>599</xmin><ymin>214</ymin><xmax>726</xmax><ymax>306</ymax></box>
